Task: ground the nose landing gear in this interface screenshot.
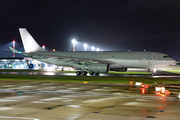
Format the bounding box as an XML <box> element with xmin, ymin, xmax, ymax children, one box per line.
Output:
<box><xmin>151</xmin><ymin>69</ymin><xmax>157</xmax><ymax>76</ymax></box>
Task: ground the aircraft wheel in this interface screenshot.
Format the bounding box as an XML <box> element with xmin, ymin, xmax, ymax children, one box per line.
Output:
<box><xmin>89</xmin><ymin>72</ymin><xmax>94</xmax><ymax>75</ymax></box>
<box><xmin>76</xmin><ymin>71</ymin><xmax>82</xmax><ymax>76</ymax></box>
<box><xmin>82</xmin><ymin>71</ymin><xmax>87</xmax><ymax>76</ymax></box>
<box><xmin>95</xmin><ymin>72</ymin><xmax>99</xmax><ymax>76</ymax></box>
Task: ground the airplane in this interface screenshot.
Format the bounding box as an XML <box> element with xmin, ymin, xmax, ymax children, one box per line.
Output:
<box><xmin>9</xmin><ymin>28</ymin><xmax>176</xmax><ymax>76</ymax></box>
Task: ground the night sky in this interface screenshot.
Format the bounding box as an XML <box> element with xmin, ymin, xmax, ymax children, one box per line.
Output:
<box><xmin>0</xmin><ymin>0</ymin><xmax>180</xmax><ymax>60</ymax></box>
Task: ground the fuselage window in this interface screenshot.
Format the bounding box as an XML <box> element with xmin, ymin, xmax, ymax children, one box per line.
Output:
<box><xmin>163</xmin><ymin>56</ymin><xmax>170</xmax><ymax>58</ymax></box>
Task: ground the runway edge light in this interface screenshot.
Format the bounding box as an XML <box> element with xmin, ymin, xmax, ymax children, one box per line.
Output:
<box><xmin>135</xmin><ymin>82</ymin><xmax>141</xmax><ymax>86</ymax></box>
<box><xmin>130</xmin><ymin>81</ymin><xmax>133</xmax><ymax>85</ymax></box>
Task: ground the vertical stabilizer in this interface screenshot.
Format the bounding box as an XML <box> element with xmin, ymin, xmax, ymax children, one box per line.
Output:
<box><xmin>19</xmin><ymin>28</ymin><xmax>45</xmax><ymax>53</ymax></box>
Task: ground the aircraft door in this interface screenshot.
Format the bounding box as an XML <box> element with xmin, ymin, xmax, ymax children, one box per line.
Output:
<box><xmin>152</xmin><ymin>53</ymin><xmax>157</xmax><ymax>60</ymax></box>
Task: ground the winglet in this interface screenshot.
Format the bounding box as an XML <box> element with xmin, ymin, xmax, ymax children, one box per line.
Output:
<box><xmin>9</xmin><ymin>47</ymin><xmax>20</xmax><ymax>53</ymax></box>
<box><xmin>19</xmin><ymin>28</ymin><xmax>46</xmax><ymax>53</ymax></box>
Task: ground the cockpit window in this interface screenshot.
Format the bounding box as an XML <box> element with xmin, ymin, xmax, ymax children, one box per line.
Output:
<box><xmin>163</xmin><ymin>56</ymin><xmax>170</xmax><ymax>58</ymax></box>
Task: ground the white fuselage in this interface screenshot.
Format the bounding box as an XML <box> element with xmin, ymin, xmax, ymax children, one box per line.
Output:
<box><xmin>30</xmin><ymin>51</ymin><xmax>175</xmax><ymax>70</ymax></box>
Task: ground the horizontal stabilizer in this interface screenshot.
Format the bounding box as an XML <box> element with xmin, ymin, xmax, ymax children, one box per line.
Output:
<box><xmin>9</xmin><ymin>47</ymin><xmax>20</xmax><ymax>53</ymax></box>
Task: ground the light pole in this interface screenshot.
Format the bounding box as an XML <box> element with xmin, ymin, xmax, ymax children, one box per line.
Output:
<box><xmin>91</xmin><ymin>46</ymin><xmax>94</xmax><ymax>51</ymax></box>
<box><xmin>84</xmin><ymin>43</ymin><xmax>87</xmax><ymax>51</ymax></box>
<box><xmin>72</xmin><ymin>39</ymin><xmax>76</xmax><ymax>51</ymax></box>
<box><xmin>13</xmin><ymin>39</ymin><xmax>15</xmax><ymax>57</ymax></box>
<box><xmin>96</xmin><ymin>48</ymin><xmax>100</xmax><ymax>51</ymax></box>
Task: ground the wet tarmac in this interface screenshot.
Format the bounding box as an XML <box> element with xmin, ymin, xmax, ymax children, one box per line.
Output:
<box><xmin>0</xmin><ymin>71</ymin><xmax>150</xmax><ymax>77</ymax></box>
<box><xmin>0</xmin><ymin>70</ymin><xmax>180</xmax><ymax>79</ymax></box>
<box><xmin>0</xmin><ymin>81</ymin><xmax>180</xmax><ymax>120</ymax></box>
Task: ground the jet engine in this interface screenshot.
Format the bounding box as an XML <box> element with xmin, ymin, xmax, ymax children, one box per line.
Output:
<box><xmin>86</xmin><ymin>64</ymin><xmax>109</xmax><ymax>73</ymax></box>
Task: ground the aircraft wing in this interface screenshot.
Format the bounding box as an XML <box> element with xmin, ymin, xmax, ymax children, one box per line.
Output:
<box><xmin>29</xmin><ymin>52</ymin><xmax>114</xmax><ymax>65</ymax></box>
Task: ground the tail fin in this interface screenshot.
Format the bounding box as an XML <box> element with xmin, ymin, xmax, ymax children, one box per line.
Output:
<box><xmin>19</xmin><ymin>28</ymin><xmax>46</xmax><ymax>53</ymax></box>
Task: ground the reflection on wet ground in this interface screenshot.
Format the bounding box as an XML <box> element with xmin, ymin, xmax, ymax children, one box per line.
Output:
<box><xmin>0</xmin><ymin>71</ymin><xmax>149</xmax><ymax>76</ymax></box>
<box><xmin>0</xmin><ymin>70</ymin><xmax>180</xmax><ymax>78</ymax></box>
<box><xmin>0</xmin><ymin>81</ymin><xmax>180</xmax><ymax>120</ymax></box>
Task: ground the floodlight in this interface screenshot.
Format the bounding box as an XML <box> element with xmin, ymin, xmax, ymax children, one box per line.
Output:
<box><xmin>84</xmin><ymin>43</ymin><xmax>87</xmax><ymax>51</ymax></box>
<box><xmin>72</xmin><ymin>39</ymin><xmax>76</xmax><ymax>51</ymax></box>
<box><xmin>91</xmin><ymin>46</ymin><xmax>94</xmax><ymax>51</ymax></box>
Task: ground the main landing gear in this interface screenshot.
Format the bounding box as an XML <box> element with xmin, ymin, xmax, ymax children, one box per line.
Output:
<box><xmin>76</xmin><ymin>71</ymin><xmax>99</xmax><ymax>76</ymax></box>
<box><xmin>76</xmin><ymin>71</ymin><xmax>87</xmax><ymax>76</ymax></box>
<box><xmin>89</xmin><ymin>72</ymin><xmax>99</xmax><ymax>76</ymax></box>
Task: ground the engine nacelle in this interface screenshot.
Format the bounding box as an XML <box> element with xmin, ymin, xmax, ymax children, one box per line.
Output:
<box><xmin>110</xmin><ymin>67</ymin><xmax>127</xmax><ymax>72</ymax></box>
<box><xmin>86</xmin><ymin>64</ymin><xmax>109</xmax><ymax>73</ymax></box>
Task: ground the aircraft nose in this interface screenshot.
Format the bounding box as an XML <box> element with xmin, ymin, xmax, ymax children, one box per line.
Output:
<box><xmin>171</xmin><ymin>58</ymin><xmax>176</xmax><ymax>65</ymax></box>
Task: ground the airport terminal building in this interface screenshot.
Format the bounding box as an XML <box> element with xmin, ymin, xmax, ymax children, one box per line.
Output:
<box><xmin>0</xmin><ymin>57</ymin><xmax>46</xmax><ymax>69</ymax></box>
<box><xmin>0</xmin><ymin>57</ymin><xmax>73</xmax><ymax>71</ymax></box>
<box><xmin>0</xmin><ymin>57</ymin><xmax>29</xmax><ymax>69</ymax></box>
